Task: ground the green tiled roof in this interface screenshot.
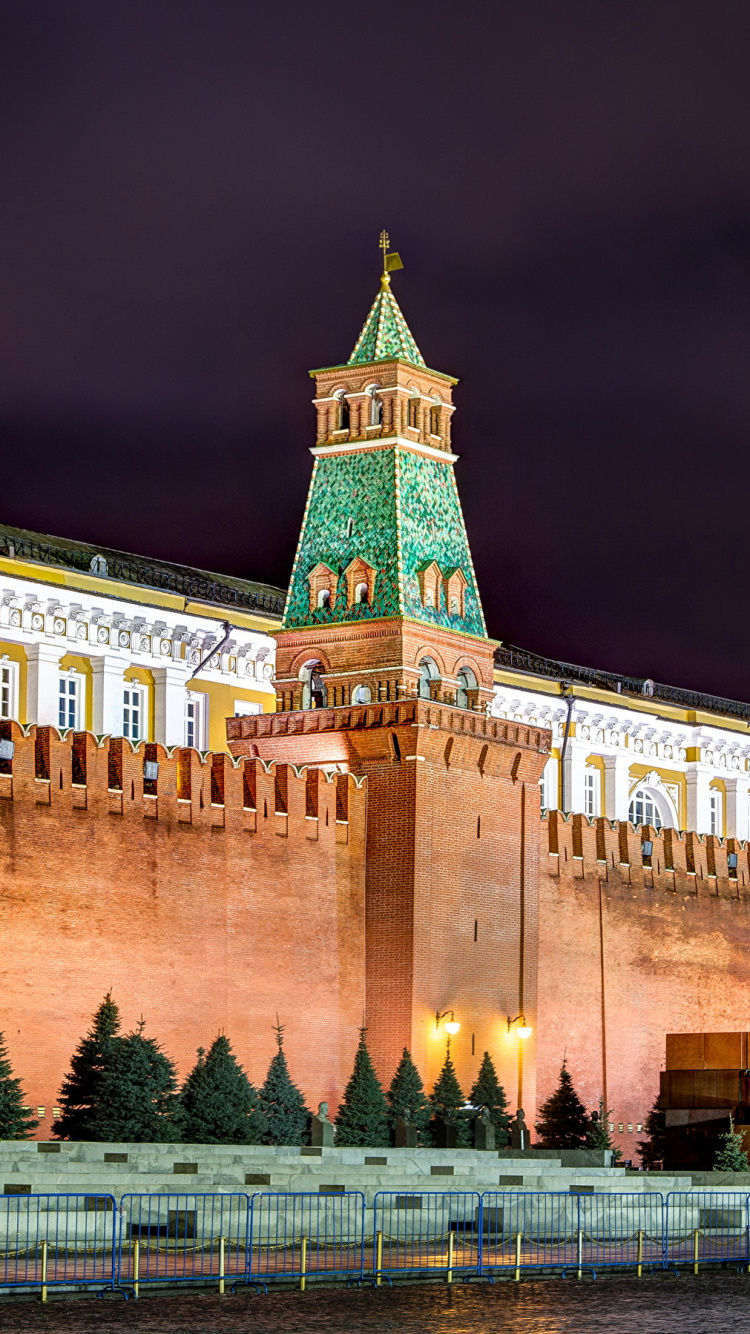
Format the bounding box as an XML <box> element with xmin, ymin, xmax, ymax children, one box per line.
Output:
<box><xmin>348</xmin><ymin>281</ymin><xmax>426</xmax><ymax>367</ymax></box>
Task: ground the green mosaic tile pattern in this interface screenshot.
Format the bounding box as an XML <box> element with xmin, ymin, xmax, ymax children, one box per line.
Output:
<box><xmin>283</xmin><ymin>446</ymin><xmax>486</xmax><ymax>637</ymax></box>
<box><xmin>348</xmin><ymin>284</ymin><xmax>426</xmax><ymax>367</ymax></box>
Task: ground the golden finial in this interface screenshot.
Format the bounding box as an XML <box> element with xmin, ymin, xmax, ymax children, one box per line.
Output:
<box><xmin>379</xmin><ymin>230</ymin><xmax>403</xmax><ymax>289</ymax></box>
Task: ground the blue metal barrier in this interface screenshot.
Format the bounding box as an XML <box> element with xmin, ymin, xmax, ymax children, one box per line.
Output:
<box><xmin>0</xmin><ymin>1193</ymin><xmax>118</xmax><ymax>1298</ymax></box>
<box><xmin>480</xmin><ymin>1192</ymin><xmax>665</xmax><ymax>1278</ymax></box>
<box><xmin>248</xmin><ymin>1191</ymin><xmax>367</xmax><ymax>1288</ymax></box>
<box><xmin>117</xmin><ymin>1193</ymin><xmax>249</xmax><ymax>1295</ymax></box>
<box><xmin>372</xmin><ymin>1191</ymin><xmax>482</xmax><ymax>1282</ymax></box>
<box><xmin>665</xmin><ymin>1192</ymin><xmax>750</xmax><ymax>1272</ymax></box>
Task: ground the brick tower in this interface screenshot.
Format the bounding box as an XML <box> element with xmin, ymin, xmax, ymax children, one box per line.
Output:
<box><xmin>228</xmin><ymin>245</ymin><xmax>549</xmax><ymax>1107</ymax></box>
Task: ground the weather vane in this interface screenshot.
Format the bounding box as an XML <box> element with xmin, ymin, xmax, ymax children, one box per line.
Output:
<box><xmin>379</xmin><ymin>230</ymin><xmax>404</xmax><ymax>288</ymax></box>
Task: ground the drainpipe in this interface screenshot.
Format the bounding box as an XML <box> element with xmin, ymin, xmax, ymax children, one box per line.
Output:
<box><xmin>558</xmin><ymin>684</ymin><xmax>575</xmax><ymax>814</ymax></box>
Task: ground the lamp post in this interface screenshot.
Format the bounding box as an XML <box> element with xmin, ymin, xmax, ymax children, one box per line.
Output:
<box><xmin>436</xmin><ymin>1009</ymin><xmax>461</xmax><ymax>1036</ymax></box>
<box><xmin>507</xmin><ymin>1014</ymin><xmax>532</xmax><ymax>1040</ymax></box>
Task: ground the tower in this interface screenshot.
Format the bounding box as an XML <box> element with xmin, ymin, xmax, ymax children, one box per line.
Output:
<box><xmin>228</xmin><ymin>244</ymin><xmax>549</xmax><ymax>1105</ymax></box>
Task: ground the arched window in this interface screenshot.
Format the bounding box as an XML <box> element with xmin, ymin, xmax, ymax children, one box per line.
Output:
<box><xmin>300</xmin><ymin>661</ymin><xmax>327</xmax><ymax>710</ymax></box>
<box><xmin>629</xmin><ymin>787</ymin><xmax>663</xmax><ymax>830</ymax></box>
<box><xmin>418</xmin><ymin>656</ymin><xmax>439</xmax><ymax>699</ymax></box>
<box><xmin>352</xmin><ymin>684</ymin><xmax>371</xmax><ymax>704</ymax></box>
<box><xmin>334</xmin><ymin>391</ymin><xmax>349</xmax><ymax>431</ymax></box>
<box><xmin>449</xmin><ymin>594</ymin><xmax>459</xmax><ymax>614</ymax></box>
<box><xmin>355</xmin><ymin>582</ymin><xmax>369</xmax><ymax>604</ymax></box>
<box><xmin>408</xmin><ymin>390</ymin><xmax>419</xmax><ymax>429</ymax></box>
<box><xmin>317</xmin><ymin>588</ymin><xmax>331</xmax><ymax>609</ymax></box>
<box><xmin>456</xmin><ymin>666</ymin><xmax>478</xmax><ymax>709</ymax></box>
<box><xmin>429</xmin><ymin>397</ymin><xmax>441</xmax><ymax>436</ymax></box>
<box><xmin>367</xmin><ymin>386</ymin><xmax>383</xmax><ymax>426</ymax></box>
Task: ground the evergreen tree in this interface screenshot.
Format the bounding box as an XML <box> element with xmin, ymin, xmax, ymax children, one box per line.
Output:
<box><xmin>714</xmin><ymin>1115</ymin><xmax>750</xmax><ymax>1172</ymax></box>
<box><xmin>0</xmin><ymin>1034</ymin><xmax>38</xmax><ymax>1140</ymax></box>
<box><xmin>386</xmin><ymin>1048</ymin><xmax>431</xmax><ymax>1143</ymax></box>
<box><xmin>586</xmin><ymin>1096</ymin><xmax>623</xmax><ymax>1163</ymax></box>
<box><xmin>257</xmin><ymin>1020</ymin><xmax>310</xmax><ymax>1145</ymax></box>
<box><xmin>181</xmin><ymin>1034</ymin><xmax>264</xmax><ymax>1144</ymax></box>
<box><xmin>431</xmin><ymin>1044</ymin><xmax>470</xmax><ymax>1146</ymax></box>
<box><xmin>535</xmin><ymin>1061</ymin><xmax>590</xmax><ymax>1149</ymax></box>
<box><xmin>53</xmin><ymin>993</ymin><xmax>121</xmax><ymax>1140</ymax></box>
<box><xmin>90</xmin><ymin>1021</ymin><xmax>181</xmax><ymax>1143</ymax></box>
<box><xmin>468</xmin><ymin>1052</ymin><xmax>511</xmax><ymax>1146</ymax></box>
<box><xmin>335</xmin><ymin>1028</ymin><xmax>390</xmax><ymax>1147</ymax></box>
<box><xmin>636</xmin><ymin>1097</ymin><xmax>666</xmax><ymax>1169</ymax></box>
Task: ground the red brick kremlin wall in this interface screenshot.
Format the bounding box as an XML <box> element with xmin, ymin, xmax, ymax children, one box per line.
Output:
<box><xmin>537</xmin><ymin>811</ymin><xmax>750</xmax><ymax>1159</ymax></box>
<box><xmin>0</xmin><ymin>723</ymin><xmax>366</xmax><ymax>1138</ymax></box>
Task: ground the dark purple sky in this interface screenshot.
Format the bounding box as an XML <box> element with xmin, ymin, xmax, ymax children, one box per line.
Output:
<box><xmin>2</xmin><ymin>1</ymin><xmax>749</xmax><ymax>697</ymax></box>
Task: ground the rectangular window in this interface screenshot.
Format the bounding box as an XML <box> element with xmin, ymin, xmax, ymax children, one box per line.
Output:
<box><xmin>123</xmin><ymin>686</ymin><xmax>145</xmax><ymax>742</ymax></box>
<box><xmin>709</xmin><ymin>791</ymin><xmax>722</xmax><ymax>836</ymax></box>
<box><xmin>233</xmin><ymin>699</ymin><xmax>261</xmax><ymax>718</ymax></box>
<box><xmin>583</xmin><ymin>767</ymin><xmax>600</xmax><ymax>818</ymax></box>
<box><xmin>58</xmin><ymin>674</ymin><xmax>82</xmax><ymax>730</ymax></box>
<box><xmin>0</xmin><ymin>660</ymin><xmax>18</xmax><ymax>720</ymax></box>
<box><xmin>184</xmin><ymin>692</ymin><xmax>207</xmax><ymax>750</ymax></box>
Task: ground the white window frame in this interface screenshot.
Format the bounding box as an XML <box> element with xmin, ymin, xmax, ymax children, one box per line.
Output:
<box><xmin>233</xmin><ymin>699</ymin><xmax>261</xmax><ymax>718</ymax></box>
<box><xmin>583</xmin><ymin>767</ymin><xmax>600</xmax><ymax>817</ymax></box>
<box><xmin>184</xmin><ymin>690</ymin><xmax>208</xmax><ymax>750</ymax></box>
<box><xmin>123</xmin><ymin>683</ymin><xmax>147</xmax><ymax>743</ymax></box>
<box><xmin>58</xmin><ymin>670</ymin><xmax>84</xmax><ymax>731</ymax></box>
<box><xmin>0</xmin><ymin>657</ymin><xmax>19</xmax><ymax>721</ymax></box>
<box><xmin>709</xmin><ymin>790</ymin><xmax>723</xmax><ymax>836</ymax></box>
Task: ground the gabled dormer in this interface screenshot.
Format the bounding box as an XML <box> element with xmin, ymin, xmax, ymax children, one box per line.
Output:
<box><xmin>307</xmin><ymin>562</ymin><xmax>338</xmax><ymax>614</ymax></box>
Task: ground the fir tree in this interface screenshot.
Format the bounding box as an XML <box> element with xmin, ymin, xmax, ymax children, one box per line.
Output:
<box><xmin>53</xmin><ymin>992</ymin><xmax>121</xmax><ymax>1140</ymax></box>
<box><xmin>257</xmin><ymin>1020</ymin><xmax>310</xmax><ymax>1145</ymax></box>
<box><xmin>586</xmin><ymin>1096</ymin><xmax>623</xmax><ymax>1163</ymax></box>
<box><xmin>431</xmin><ymin>1044</ymin><xmax>470</xmax><ymax>1146</ymax></box>
<box><xmin>386</xmin><ymin>1048</ymin><xmax>431</xmax><ymax>1143</ymax></box>
<box><xmin>181</xmin><ymin>1034</ymin><xmax>264</xmax><ymax>1144</ymax></box>
<box><xmin>468</xmin><ymin>1051</ymin><xmax>511</xmax><ymax>1146</ymax></box>
<box><xmin>0</xmin><ymin>1034</ymin><xmax>38</xmax><ymax>1140</ymax></box>
<box><xmin>637</xmin><ymin>1097</ymin><xmax>666</xmax><ymax>1169</ymax></box>
<box><xmin>335</xmin><ymin>1027</ymin><xmax>390</xmax><ymax>1147</ymax></box>
<box><xmin>714</xmin><ymin>1114</ymin><xmax>750</xmax><ymax>1172</ymax></box>
<box><xmin>90</xmin><ymin>1021</ymin><xmax>181</xmax><ymax>1143</ymax></box>
<box><xmin>535</xmin><ymin>1061</ymin><xmax>590</xmax><ymax>1149</ymax></box>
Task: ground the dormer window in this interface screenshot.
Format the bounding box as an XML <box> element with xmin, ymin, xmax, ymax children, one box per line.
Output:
<box><xmin>443</xmin><ymin>567</ymin><xmax>467</xmax><ymax>618</ymax></box>
<box><xmin>307</xmin><ymin>563</ymin><xmax>338</xmax><ymax>615</ymax></box>
<box><xmin>417</xmin><ymin>560</ymin><xmax>442</xmax><ymax>611</ymax></box>
<box><xmin>343</xmin><ymin>556</ymin><xmax>377</xmax><ymax>608</ymax></box>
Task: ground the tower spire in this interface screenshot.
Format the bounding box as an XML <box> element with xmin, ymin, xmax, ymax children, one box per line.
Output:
<box><xmin>348</xmin><ymin>233</ymin><xmax>423</xmax><ymax>367</ymax></box>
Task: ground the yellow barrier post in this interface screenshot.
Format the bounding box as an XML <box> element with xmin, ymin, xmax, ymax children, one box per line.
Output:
<box><xmin>637</xmin><ymin>1229</ymin><xmax>644</xmax><ymax>1278</ymax></box>
<box><xmin>514</xmin><ymin>1231</ymin><xmax>522</xmax><ymax>1282</ymax></box>
<box><xmin>40</xmin><ymin>1238</ymin><xmax>48</xmax><ymax>1304</ymax></box>
<box><xmin>447</xmin><ymin>1230</ymin><xmax>454</xmax><ymax>1285</ymax></box>
<box><xmin>133</xmin><ymin>1238</ymin><xmax>140</xmax><ymax>1299</ymax></box>
<box><xmin>375</xmin><ymin>1230</ymin><xmax>383</xmax><ymax>1287</ymax></box>
<box><xmin>693</xmin><ymin>1229</ymin><xmax>701</xmax><ymax>1276</ymax></box>
<box><xmin>300</xmin><ymin>1235</ymin><xmax>308</xmax><ymax>1292</ymax></box>
<box><xmin>577</xmin><ymin>1228</ymin><xmax>583</xmax><ymax>1281</ymax></box>
<box><xmin>218</xmin><ymin>1236</ymin><xmax>225</xmax><ymax>1296</ymax></box>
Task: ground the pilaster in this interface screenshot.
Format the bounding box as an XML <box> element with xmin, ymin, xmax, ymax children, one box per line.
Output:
<box><xmin>91</xmin><ymin>655</ymin><xmax>129</xmax><ymax>737</ymax></box>
<box><xmin>25</xmin><ymin>642</ymin><xmax>62</xmax><ymax>727</ymax></box>
<box><xmin>153</xmin><ymin>665</ymin><xmax>186</xmax><ymax>748</ymax></box>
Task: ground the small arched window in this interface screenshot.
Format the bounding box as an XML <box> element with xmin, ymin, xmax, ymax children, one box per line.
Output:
<box><xmin>456</xmin><ymin>666</ymin><xmax>478</xmax><ymax>709</ymax></box>
<box><xmin>629</xmin><ymin>787</ymin><xmax>663</xmax><ymax>830</ymax></box>
<box><xmin>418</xmin><ymin>656</ymin><xmax>439</xmax><ymax>699</ymax></box>
<box><xmin>368</xmin><ymin>387</ymin><xmax>383</xmax><ymax>426</ymax></box>
<box><xmin>355</xmin><ymin>582</ymin><xmax>369</xmax><ymax>604</ymax></box>
<box><xmin>334</xmin><ymin>391</ymin><xmax>349</xmax><ymax>431</ymax></box>
<box><xmin>300</xmin><ymin>661</ymin><xmax>327</xmax><ymax>710</ymax></box>
<box><xmin>408</xmin><ymin>390</ymin><xmax>419</xmax><ymax>429</ymax></box>
<box><xmin>429</xmin><ymin>399</ymin><xmax>441</xmax><ymax>436</ymax></box>
<box><xmin>317</xmin><ymin>588</ymin><xmax>331</xmax><ymax>609</ymax></box>
<box><xmin>352</xmin><ymin>684</ymin><xmax>371</xmax><ymax>704</ymax></box>
<box><xmin>425</xmin><ymin>587</ymin><xmax>435</xmax><ymax>608</ymax></box>
<box><xmin>449</xmin><ymin>595</ymin><xmax>459</xmax><ymax>614</ymax></box>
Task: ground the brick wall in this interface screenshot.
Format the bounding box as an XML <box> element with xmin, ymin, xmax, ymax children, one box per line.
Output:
<box><xmin>537</xmin><ymin>811</ymin><xmax>750</xmax><ymax>1157</ymax></box>
<box><xmin>0</xmin><ymin>722</ymin><xmax>366</xmax><ymax>1137</ymax></box>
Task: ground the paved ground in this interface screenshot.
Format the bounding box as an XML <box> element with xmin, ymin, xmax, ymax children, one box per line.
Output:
<box><xmin>1</xmin><ymin>1275</ymin><xmax>749</xmax><ymax>1334</ymax></box>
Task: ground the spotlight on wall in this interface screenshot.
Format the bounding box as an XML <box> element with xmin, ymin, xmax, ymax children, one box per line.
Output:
<box><xmin>642</xmin><ymin>840</ymin><xmax>653</xmax><ymax>857</ymax></box>
<box><xmin>728</xmin><ymin>853</ymin><xmax>739</xmax><ymax>870</ymax></box>
<box><xmin>507</xmin><ymin>1014</ymin><xmax>532</xmax><ymax>1040</ymax></box>
<box><xmin>435</xmin><ymin>1009</ymin><xmax>460</xmax><ymax>1035</ymax></box>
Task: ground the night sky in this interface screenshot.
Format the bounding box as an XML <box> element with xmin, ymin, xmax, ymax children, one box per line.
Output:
<box><xmin>1</xmin><ymin>2</ymin><xmax>749</xmax><ymax>698</ymax></box>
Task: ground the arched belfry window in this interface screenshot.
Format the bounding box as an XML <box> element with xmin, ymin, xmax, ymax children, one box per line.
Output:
<box><xmin>408</xmin><ymin>388</ymin><xmax>419</xmax><ymax>429</ymax></box>
<box><xmin>366</xmin><ymin>385</ymin><xmax>383</xmax><ymax>426</ymax></box>
<box><xmin>456</xmin><ymin>666</ymin><xmax>478</xmax><ymax>709</ymax></box>
<box><xmin>429</xmin><ymin>396</ymin><xmax>442</xmax><ymax>436</ymax></box>
<box><xmin>334</xmin><ymin>390</ymin><xmax>349</xmax><ymax>432</ymax></box>
<box><xmin>418</xmin><ymin>656</ymin><xmax>439</xmax><ymax>699</ymax></box>
<box><xmin>300</xmin><ymin>661</ymin><xmax>327</xmax><ymax>710</ymax></box>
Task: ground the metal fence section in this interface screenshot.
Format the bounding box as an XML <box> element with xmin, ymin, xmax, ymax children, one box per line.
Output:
<box><xmin>248</xmin><ymin>1192</ymin><xmax>366</xmax><ymax>1289</ymax></box>
<box><xmin>373</xmin><ymin>1191</ymin><xmax>482</xmax><ymax>1282</ymax></box>
<box><xmin>118</xmin><ymin>1193</ymin><xmax>249</xmax><ymax>1295</ymax></box>
<box><xmin>480</xmin><ymin>1192</ymin><xmax>665</xmax><ymax>1278</ymax></box>
<box><xmin>665</xmin><ymin>1192</ymin><xmax>750</xmax><ymax>1273</ymax></box>
<box><xmin>0</xmin><ymin>1193</ymin><xmax>117</xmax><ymax>1298</ymax></box>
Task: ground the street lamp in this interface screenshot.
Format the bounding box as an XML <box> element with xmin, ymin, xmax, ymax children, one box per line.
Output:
<box><xmin>436</xmin><ymin>1010</ymin><xmax>461</xmax><ymax>1035</ymax></box>
<box><xmin>508</xmin><ymin>1014</ymin><xmax>532</xmax><ymax>1040</ymax></box>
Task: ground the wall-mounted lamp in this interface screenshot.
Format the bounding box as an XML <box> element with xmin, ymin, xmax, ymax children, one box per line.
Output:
<box><xmin>507</xmin><ymin>1014</ymin><xmax>532</xmax><ymax>1040</ymax></box>
<box><xmin>728</xmin><ymin>853</ymin><xmax>739</xmax><ymax>871</ymax></box>
<box><xmin>642</xmin><ymin>840</ymin><xmax>653</xmax><ymax>858</ymax></box>
<box><xmin>435</xmin><ymin>1010</ymin><xmax>460</xmax><ymax>1035</ymax></box>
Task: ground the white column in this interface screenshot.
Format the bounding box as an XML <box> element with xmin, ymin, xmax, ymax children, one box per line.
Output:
<box><xmin>724</xmin><ymin>777</ymin><xmax>750</xmax><ymax>840</ymax></box>
<box><xmin>91</xmin><ymin>655</ymin><xmax>130</xmax><ymax>737</ymax></box>
<box><xmin>153</xmin><ymin>665</ymin><xmax>186</xmax><ymax>747</ymax></box>
<box><xmin>26</xmin><ymin>643</ymin><xmax>62</xmax><ymax>726</ymax></box>
<box><xmin>686</xmin><ymin>767</ymin><xmax>713</xmax><ymax>835</ymax></box>
<box><xmin>563</xmin><ymin>740</ymin><xmax>588</xmax><ymax>814</ymax></box>
<box><xmin>603</xmin><ymin>752</ymin><xmax>632</xmax><ymax>821</ymax></box>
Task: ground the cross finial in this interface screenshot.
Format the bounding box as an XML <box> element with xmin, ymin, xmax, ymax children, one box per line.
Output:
<box><xmin>378</xmin><ymin>230</ymin><xmax>403</xmax><ymax>289</ymax></box>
